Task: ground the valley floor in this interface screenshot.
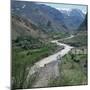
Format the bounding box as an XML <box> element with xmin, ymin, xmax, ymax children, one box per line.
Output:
<box><xmin>12</xmin><ymin>34</ymin><xmax>87</xmax><ymax>89</ymax></box>
<box><xmin>26</xmin><ymin>38</ymin><xmax>73</xmax><ymax>88</ymax></box>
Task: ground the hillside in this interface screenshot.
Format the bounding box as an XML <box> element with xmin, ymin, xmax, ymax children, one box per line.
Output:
<box><xmin>61</xmin><ymin>9</ymin><xmax>85</xmax><ymax>30</ymax></box>
<box><xmin>78</xmin><ymin>14</ymin><xmax>87</xmax><ymax>31</ymax></box>
<box><xmin>64</xmin><ymin>9</ymin><xmax>85</xmax><ymax>30</ymax></box>
<box><xmin>11</xmin><ymin>1</ymin><xmax>87</xmax><ymax>89</ymax></box>
<box><xmin>11</xmin><ymin>1</ymin><xmax>68</xmax><ymax>33</ymax></box>
<box><xmin>58</xmin><ymin>13</ymin><xmax>87</xmax><ymax>48</ymax></box>
<box><xmin>12</xmin><ymin>14</ymin><xmax>48</xmax><ymax>40</ymax></box>
<box><xmin>12</xmin><ymin>13</ymin><xmax>64</xmax><ymax>89</ymax></box>
<box><xmin>12</xmin><ymin>1</ymin><xmax>85</xmax><ymax>32</ymax></box>
<box><xmin>59</xmin><ymin>32</ymin><xmax>87</xmax><ymax>48</ymax></box>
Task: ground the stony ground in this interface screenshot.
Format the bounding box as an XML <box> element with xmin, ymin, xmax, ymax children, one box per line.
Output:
<box><xmin>32</xmin><ymin>61</ymin><xmax>60</xmax><ymax>88</ymax></box>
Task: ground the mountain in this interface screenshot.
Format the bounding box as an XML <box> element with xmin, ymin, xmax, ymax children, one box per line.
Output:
<box><xmin>12</xmin><ymin>14</ymin><xmax>48</xmax><ymax>40</ymax></box>
<box><xmin>58</xmin><ymin>9</ymin><xmax>85</xmax><ymax>30</ymax></box>
<box><xmin>78</xmin><ymin>14</ymin><xmax>87</xmax><ymax>31</ymax></box>
<box><xmin>11</xmin><ymin>1</ymin><xmax>85</xmax><ymax>34</ymax></box>
<box><xmin>11</xmin><ymin>1</ymin><xmax>68</xmax><ymax>33</ymax></box>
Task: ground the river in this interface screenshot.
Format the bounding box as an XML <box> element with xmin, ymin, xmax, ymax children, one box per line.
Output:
<box><xmin>26</xmin><ymin>35</ymin><xmax>74</xmax><ymax>86</ymax></box>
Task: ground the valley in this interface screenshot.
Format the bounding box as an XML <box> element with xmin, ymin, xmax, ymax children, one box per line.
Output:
<box><xmin>11</xmin><ymin>0</ymin><xmax>88</xmax><ymax>89</ymax></box>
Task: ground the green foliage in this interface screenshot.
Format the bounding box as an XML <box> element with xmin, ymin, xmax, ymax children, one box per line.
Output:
<box><xmin>13</xmin><ymin>36</ymin><xmax>43</xmax><ymax>49</ymax></box>
<box><xmin>51</xmin><ymin>32</ymin><xmax>70</xmax><ymax>40</ymax></box>
<box><xmin>12</xmin><ymin>36</ymin><xmax>61</xmax><ymax>89</ymax></box>
<box><xmin>59</xmin><ymin>32</ymin><xmax>87</xmax><ymax>47</ymax></box>
<box><xmin>48</xmin><ymin>49</ymin><xmax>87</xmax><ymax>86</ymax></box>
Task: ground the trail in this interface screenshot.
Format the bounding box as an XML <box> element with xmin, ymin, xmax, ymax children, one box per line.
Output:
<box><xmin>27</xmin><ymin>35</ymin><xmax>74</xmax><ymax>87</ymax></box>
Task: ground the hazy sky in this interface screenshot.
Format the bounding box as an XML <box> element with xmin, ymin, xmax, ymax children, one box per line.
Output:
<box><xmin>38</xmin><ymin>3</ymin><xmax>87</xmax><ymax>13</ymax></box>
<box><xmin>16</xmin><ymin>0</ymin><xmax>88</xmax><ymax>13</ymax></box>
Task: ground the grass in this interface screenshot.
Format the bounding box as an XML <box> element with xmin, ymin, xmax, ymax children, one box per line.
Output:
<box><xmin>12</xmin><ymin>40</ymin><xmax>63</xmax><ymax>89</ymax></box>
<box><xmin>51</xmin><ymin>32</ymin><xmax>70</xmax><ymax>40</ymax></box>
<box><xmin>59</xmin><ymin>31</ymin><xmax>87</xmax><ymax>47</ymax></box>
<box><xmin>48</xmin><ymin>31</ymin><xmax>87</xmax><ymax>87</ymax></box>
<box><xmin>48</xmin><ymin>49</ymin><xmax>87</xmax><ymax>86</ymax></box>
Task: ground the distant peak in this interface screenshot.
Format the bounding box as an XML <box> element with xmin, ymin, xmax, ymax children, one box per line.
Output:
<box><xmin>56</xmin><ymin>8</ymin><xmax>71</xmax><ymax>11</ymax></box>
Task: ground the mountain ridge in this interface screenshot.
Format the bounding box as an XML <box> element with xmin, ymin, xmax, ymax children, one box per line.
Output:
<box><xmin>12</xmin><ymin>14</ymin><xmax>48</xmax><ymax>40</ymax></box>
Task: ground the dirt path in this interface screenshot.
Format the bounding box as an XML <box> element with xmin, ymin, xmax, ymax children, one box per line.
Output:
<box><xmin>26</xmin><ymin>35</ymin><xmax>74</xmax><ymax>87</ymax></box>
<box><xmin>32</xmin><ymin>61</ymin><xmax>59</xmax><ymax>87</ymax></box>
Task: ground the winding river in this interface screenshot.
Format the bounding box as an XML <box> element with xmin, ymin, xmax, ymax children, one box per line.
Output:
<box><xmin>27</xmin><ymin>35</ymin><xmax>74</xmax><ymax>82</ymax></box>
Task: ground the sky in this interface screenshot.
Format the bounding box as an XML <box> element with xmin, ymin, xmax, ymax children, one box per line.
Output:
<box><xmin>15</xmin><ymin>0</ymin><xmax>88</xmax><ymax>13</ymax></box>
<box><xmin>38</xmin><ymin>3</ymin><xmax>87</xmax><ymax>14</ymax></box>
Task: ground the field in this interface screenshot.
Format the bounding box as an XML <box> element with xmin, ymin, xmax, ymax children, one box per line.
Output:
<box><xmin>59</xmin><ymin>31</ymin><xmax>87</xmax><ymax>47</ymax></box>
<box><xmin>48</xmin><ymin>31</ymin><xmax>88</xmax><ymax>87</ymax></box>
<box><xmin>48</xmin><ymin>49</ymin><xmax>87</xmax><ymax>86</ymax></box>
<box><xmin>51</xmin><ymin>32</ymin><xmax>70</xmax><ymax>40</ymax></box>
<box><xmin>12</xmin><ymin>36</ymin><xmax>64</xmax><ymax>89</ymax></box>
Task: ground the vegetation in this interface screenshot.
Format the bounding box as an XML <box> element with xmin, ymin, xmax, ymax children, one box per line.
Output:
<box><xmin>48</xmin><ymin>49</ymin><xmax>87</xmax><ymax>86</ymax></box>
<box><xmin>11</xmin><ymin>2</ymin><xmax>87</xmax><ymax>88</ymax></box>
<box><xmin>59</xmin><ymin>31</ymin><xmax>87</xmax><ymax>47</ymax></box>
<box><xmin>12</xmin><ymin>36</ymin><xmax>63</xmax><ymax>89</ymax></box>
<box><xmin>48</xmin><ymin>30</ymin><xmax>87</xmax><ymax>87</ymax></box>
<box><xmin>51</xmin><ymin>32</ymin><xmax>70</xmax><ymax>40</ymax></box>
<box><xmin>12</xmin><ymin>36</ymin><xmax>43</xmax><ymax>49</ymax></box>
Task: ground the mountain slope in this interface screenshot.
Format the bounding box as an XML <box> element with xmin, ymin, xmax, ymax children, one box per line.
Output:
<box><xmin>60</xmin><ymin>9</ymin><xmax>85</xmax><ymax>30</ymax></box>
<box><xmin>78</xmin><ymin>14</ymin><xmax>87</xmax><ymax>31</ymax></box>
<box><xmin>12</xmin><ymin>14</ymin><xmax>48</xmax><ymax>40</ymax></box>
<box><xmin>11</xmin><ymin>1</ymin><xmax>67</xmax><ymax>33</ymax></box>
